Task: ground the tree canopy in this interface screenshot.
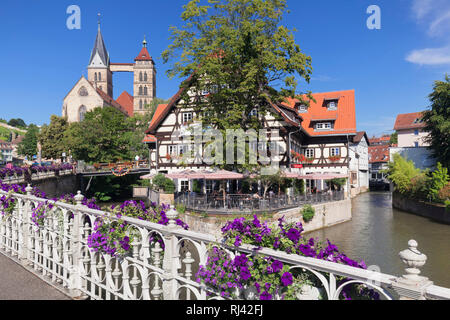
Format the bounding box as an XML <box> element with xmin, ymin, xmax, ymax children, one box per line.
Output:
<box><xmin>162</xmin><ymin>0</ymin><xmax>313</xmax><ymax>172</ymax></box>
<box><xmin>422</xmin><ymin>74</ymin><xmax>450</xmax><ymax>169</ymax></box>
<box><xmin>64</xmin><ymin>107</ymin><xmax>137</xmax><ymax>163</ymax></box>
<box><xmin>18</xmin><ymin>124</ymin><xmax>39</xmax><ymax>159</ymax></box>
<box><xmin>39</xmin><ymin>115</ymin><xmax>69</xmax><ymax>160</ymax></box>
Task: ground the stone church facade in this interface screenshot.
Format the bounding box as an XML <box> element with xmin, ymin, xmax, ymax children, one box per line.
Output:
<box><xmin>63</xmin><ymin>24</ymin><xmax>156</xmax><ymax>122</ymax></box>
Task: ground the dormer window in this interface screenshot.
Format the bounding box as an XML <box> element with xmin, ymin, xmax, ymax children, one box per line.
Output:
<box><xmin>327</xmin><ymin>101</ymin><xmax>337</xmax><ymax>110</ymax></box>
<box><xmin>315</xmin><ymin>122</ymin><xmax>332</xmax><ymax>131</ymax></box>
<box><xmin>298</xmin><ymin>104</ymin><xmax>308</xmax><ymax>113</ymax></box>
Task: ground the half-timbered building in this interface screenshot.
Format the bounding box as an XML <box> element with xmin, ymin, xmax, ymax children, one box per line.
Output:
<box><xmin>144</xmin><ymin>81</ymin><xmax>364</xmax><ymax>194</ymax></box>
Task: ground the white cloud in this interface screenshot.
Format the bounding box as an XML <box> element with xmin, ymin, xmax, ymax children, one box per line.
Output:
<box><xmin>406</xmin><ymin>46</ymin><xmax>450</xmax><ymax>65</ymax></box>
<box><xmin>407</xmin><ymin>1</ymin><xmax>450</xmax><ymax>66</ymax></box>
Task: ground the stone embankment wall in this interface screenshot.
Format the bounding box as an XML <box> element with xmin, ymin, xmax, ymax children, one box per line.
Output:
<box><xmin>392</xmin><ymin>193</ymin><xmax>449</xmax><ymax>224</ymax></box>
<box><xmin>179</xmin><ymin>199</ymin><xmax>352</xmax><ymax>239</ymax></box>
<box><xmin>32</xmin><ymin>175</ymin><xmax>78</xmax><ymax>198</ymax></box>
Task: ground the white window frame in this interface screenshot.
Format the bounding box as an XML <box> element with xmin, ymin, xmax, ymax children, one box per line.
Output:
<box><xmin>315</xmin><ymin>122</ymin><xmax>332</xmax><ymax>130</ymax></box>
<box><xmin>327</xmin><ymin>101</ymin><xmax>337</xmax><ymax>110</ymax></box>
<box><xmin>298</xmin><ymin>105</ymin><xmax>308</xmax><ymax>113</ymax></box>
<box><xmin>330</xmin><ymin>147</ymin><xmax>340</xmax><ymax>157</ymax></box>
<box><xmin>182</xmin><ymin>112</ymin><xmax>193</xmax><ymax>124</ymax></box>
<box><xmin>304</xmin><ymin>148</ymin><xmax>314</xmax><ymax>158</ymax></box>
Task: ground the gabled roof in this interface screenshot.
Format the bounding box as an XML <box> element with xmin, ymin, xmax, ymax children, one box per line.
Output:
<box><xmin>352</xmin><ymin>131</ymin><xmax>369</xmax><ymax>145</ymax></box>
<box><xmin>95</xmin><ymin>88</ymin><xmax>128</xmax><ymax>116</ymax></box>
<box><xmin>88</xmin><ymin>26</ymin><xmax>110</xmax><ymax>67</ymax></box>
<box><xmin>394</xmin><ymin>112</ymin><xmax>426</xmax><ymax>131</ymax></box>
<box><xmin>280</xmin><ymin>90</ymin><xmax>357</xmax><ymax>137</ymax></box>
<box><xmin>145</xmin><ymin>82</ymin><xmax>304</xmax><ymax>135</ymax></box>
<box><xmin>116</xmin><ymin>91</ymin><xmax>134</xmax><ymax>117</ymax></box>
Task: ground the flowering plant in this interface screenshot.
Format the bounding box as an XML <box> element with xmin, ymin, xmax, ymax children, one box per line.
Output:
<box><xmin>0</xmin><ymin>191</ymin><xmax>16</xmax><ymax>217</ymax></box>
<box><xmin>328</xmin><ymin>155</ymin><xmax>341</xmax><ymax>163</ymax></box>
<box><xmin>87</xmin><ymin>201</ymin><xmax>189</xmax><ymax>257</ymax></box>
<box><xmin>197</xmin><ymin>215</ymin><xmax>379</xmax><ymax>300</ymax></box>
<box><xmin>31</xmin><ymin>201</ymin><xmax>54</xmax><ymax>227</ymax></box>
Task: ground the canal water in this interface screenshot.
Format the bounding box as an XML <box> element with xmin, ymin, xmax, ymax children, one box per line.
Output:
<box><xmin>306</xmin><ymin>191</ymin><xmax>450</xmax><ymax>288</ymax></box>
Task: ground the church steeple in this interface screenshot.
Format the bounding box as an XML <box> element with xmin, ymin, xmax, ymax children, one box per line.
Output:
<box><xmin>88</xmin><ymin>14</ymin><xmax>110</xmax><ymax>68</ymax></box>
<box><xmin>87</xmin><ymin>14</ymin><xmax>113</xmax><ymax>97</ymax></box>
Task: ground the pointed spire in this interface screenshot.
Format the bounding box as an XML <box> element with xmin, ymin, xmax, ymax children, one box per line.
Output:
<box><xmin>88</xmin><ymin>14</ymin><xmax>109</xmax><ymax>68</ymax></box>
<box><xmin>143</xmin><ymin>35</ymin><xmax>147</xmax><ymax>48</ymax></box>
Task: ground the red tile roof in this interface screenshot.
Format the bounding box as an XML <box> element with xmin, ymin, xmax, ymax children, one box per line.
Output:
<box><xmin>116</xmin><ymin>91</ymin><xmax>134</xmax><ymax>117</ymax></box>
<box><xmin>394</xmin><ymin>112</ymin><xmax>426</xmax><ymax>131</ymax></box>
<box><xmin>280</xmin><ymin>90</ymin><xmax>357</xmax><ymax>137</ymax></box>
<box><xmin>135</xmin><ymin>47</ymin><xmax>153</xmax><ymax>62</ymax></box>
<box><xmin>369</xmin><ymin>145</ymin><xmax>390</xmax><ymax>163</ymax></box>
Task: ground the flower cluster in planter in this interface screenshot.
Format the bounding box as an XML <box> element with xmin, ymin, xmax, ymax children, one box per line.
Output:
<box><xmin>0</xmin><ymin>191</ymin><xmax>16</xmax><ymax>217</ymax></box>
<box><xmin>196</xmin><ymin>215</ymin><xmax>380</xmax><ymax>300</ymax></box>
<box><xmin>0</xmin><ymin>164</ymin><xmax>73</xmax><ymax>179</ymax></box>
<box><xmin>87</xmin><ymin>201</ymin><xmax>189</xmax><ymax>258</ymax></box>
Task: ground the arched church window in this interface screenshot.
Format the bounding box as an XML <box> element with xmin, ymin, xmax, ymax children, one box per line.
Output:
<box><xmin>79</xmin><ymin>105</ymin><xmax>87</xmax><ymax>122</ymax></box>
<box><xmin>99</xmin><ymin>73</ymin><xmax>102</xmax><ymax>81</ymax></box>
<box><xmin>139</xmin><ymin>100</ymin><xmax>143</xmax><ymax>110</ymax></box>
<box><xmin>144</xmin><ymin>86</ymin><xmax>148</xmax><ymax>96</ymax></box>
<box><xmin>139</xmin><ymin>86</ymin><xmax>143</xmax><ymax>95</ymax></box>
<box><xmin>144</xmin><ymin>72</ymin><xmax>147</xmax><ymax>82</ymax></box>
<box><xmin>139</xmin><ymin>72</ymin><xmax>143</xmax><ymax>82</ymax></box>
<box><xmin>78</xmin><ymin>86</ymin><xmax>88</xmax><ymax>96</ymax></box>
<box><xmin>95</xmin><ymin>73</ymin><xmax>97</xmax><ymax>81</ymax></box>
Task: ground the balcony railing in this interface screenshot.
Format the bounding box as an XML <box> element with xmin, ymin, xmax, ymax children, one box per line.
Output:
<box><xmin>0</xmin><ymin>186</ymin><xmax>449</xmax><ymax>300</ymax></box>
<box><xmin>174</xmin><ymin>191</ymin><xmax>345</xmax><ymax>214</ymax></box>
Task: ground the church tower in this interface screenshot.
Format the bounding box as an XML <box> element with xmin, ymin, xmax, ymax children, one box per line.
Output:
<box><xmin>133</xmin><ymin>36</ymin><xmax>156</xmax><ymax>115</ymax></box>
<box><xmin>87</xmin><ymin>21</ymin><xmax>113</xmax><ymax>97</ymax></box>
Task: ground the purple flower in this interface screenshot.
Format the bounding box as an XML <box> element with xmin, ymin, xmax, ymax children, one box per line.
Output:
<box><xmin>260</xmin><ymin>291</ymin><xmax>272</xmax><ymax>300</ymax></box>
<box><xmin>281</xmin><ymin>272</ymin><xmax>293</xmax><ymax>286</ymax></box>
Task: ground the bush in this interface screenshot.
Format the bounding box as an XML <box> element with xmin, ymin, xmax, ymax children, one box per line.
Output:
<box><xmin>152</xmin><ymin>174</ymin><xmax>175</xmax><ymax>194</ymax></box>
<box><xmin>427</xmin><ymin>163</ymin><xmax>449</xmax><ymax>203</ymax></box>
<box><xmin>176</xmin><ymin>203</ymin><xmax>186</xmax><ymax>214</ymax></box>
<box><xmin>301</xmin><ymin>205</ymin><xmax>315</xmax><ymax>223</ymax></box>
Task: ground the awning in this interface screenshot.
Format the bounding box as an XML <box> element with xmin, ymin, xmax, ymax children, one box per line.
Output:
<box><xmin>298</xmin><ymin>173</ymin><xmax>348</xmax><ymax>180</ymax></box>
<box><xmin>165</xmin><ymin>169</ymin><xmax>244</xmax><ymax>180</ymax></box>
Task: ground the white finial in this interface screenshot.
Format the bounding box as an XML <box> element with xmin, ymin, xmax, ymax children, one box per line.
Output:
<box><xmin>97</xmin><ymin>13</ymin><xmax>101</xmax><ymax>30</ymax></box>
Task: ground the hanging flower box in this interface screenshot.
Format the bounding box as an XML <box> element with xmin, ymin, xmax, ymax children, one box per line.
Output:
<box><xmin>328</xmin><ymin>155</ymin><xmax>341</xmax><ymax>163</ymax></box>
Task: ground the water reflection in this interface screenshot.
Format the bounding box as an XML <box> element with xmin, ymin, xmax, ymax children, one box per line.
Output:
<box><xmin>305</xmin><ymin>192</ymin><xmax>450</xmax><ymax>287</ymax></box>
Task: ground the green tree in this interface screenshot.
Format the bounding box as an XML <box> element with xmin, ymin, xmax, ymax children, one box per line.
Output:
<box><xmin>389</xmin><ymin>132</ymin><xmax>398</xmax><ymax>145</ymax></box>
<box><xmin>18</xmin><ymin>124</ymin><xmax>39</xmax><ymax>159</ymax></box>
<box><xmin>64</xmin><ymin>106</ymin><xmax>135</xmax><ymax>163</ymax></box>
<box><xmin>8</xmin><ymin>118</ymin><xmax>26</xmax><ymax>129</ymax></box>
<box><xmin>422</xmin><ymin>74</ymin><xmax>450</xmax><ymax>169</ymax></box>
<box><xmin>39</xmin><ymin>115</ymin><xmax>69</xmax><ymax>160</ymax></box>
<box><xmin>162</xmin><ymin>0</ymin><xmax>313</xmax><ymax>172</ymax></box>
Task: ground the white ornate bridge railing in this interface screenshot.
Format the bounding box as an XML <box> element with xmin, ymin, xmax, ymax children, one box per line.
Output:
<box><xmin>0</xmin><ymin>186</ymin><xmax>449</xmax><ymax>301</ymax></box>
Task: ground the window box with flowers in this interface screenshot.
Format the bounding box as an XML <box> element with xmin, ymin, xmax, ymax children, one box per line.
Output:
<box><xmin>328</xmin><ymin>155</ymin><xmax>342</xmax><ymax>163</ymax></box>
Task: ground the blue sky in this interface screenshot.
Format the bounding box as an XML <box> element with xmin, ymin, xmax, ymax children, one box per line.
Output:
<box><xmin>0</xmin><ymin>0</ymin><xmax>449</xmax><ymax>137</ymax></box>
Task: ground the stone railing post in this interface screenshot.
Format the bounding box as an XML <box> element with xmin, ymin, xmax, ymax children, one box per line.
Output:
<box><xmin>68</xmin><ymin>190</ymin><xmax>84</xmax><ymax>298</ymax></box>
<box><xmin>392</xmin><ymin>240</ymin><xmax>433</xmax><ymax>300</ymax></box>
<box><xmin>19</xmin><ymin>184</ymin><xmax>33</xmax><ymax>263</ymax></box>
<box><xmin>162</xmin><ymin>205</ymin><xmax>181</xmax><ymax>300</ymax></box>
